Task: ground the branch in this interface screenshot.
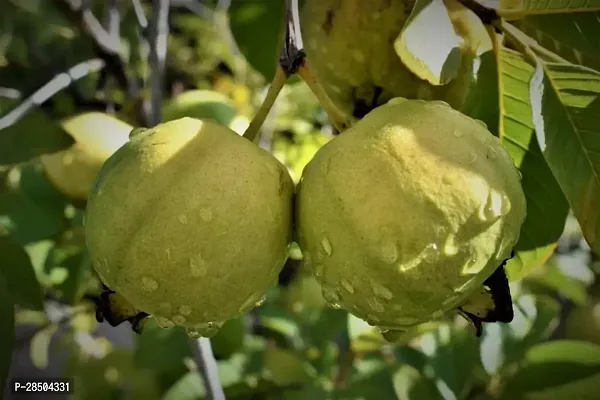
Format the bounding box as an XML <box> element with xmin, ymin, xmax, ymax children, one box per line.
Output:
<box><xmin>0</xmin><ymin>59</ymin><xmax>105</xmax><ymax>130</ymax></box>
<box><xmin>56</xmin><ymin>0</ymin><xmax>139</xmax><ymax>97</ymax></box>
<box><xmin>147</xmin><ymin>0</ymin><xmax>171</xmax><ymax>126</ymax></box>
<box><xmin>190</xmin><ymin>338</ymin><xmax>226</xmax><ymax>400</ymax></box>
<box><xmin>130</xmin><ymin>0</ymin><xmax>149</xmax><ymax>29</ymax></box>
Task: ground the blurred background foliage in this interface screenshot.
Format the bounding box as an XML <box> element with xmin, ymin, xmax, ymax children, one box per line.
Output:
<box><xmin>0</xmin><ymin>1</ymin><xmax>600</xmax><ymax>399</ymax></box>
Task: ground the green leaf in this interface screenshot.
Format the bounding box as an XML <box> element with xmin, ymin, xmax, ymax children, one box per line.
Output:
<box><xmin>0</xmin><ymin>109</ymin><xmax>73</xmax><ymax>165</ymax></box>
<box><xmin>516</xmin><ymin>12</ymin><xmax>600</xmax><ymax>72</ymax></box>
<box><xmin>499</xmin><ymin>1</ymin><xmax>600</xmax><ymax>14</ymax></box>
<box><xmin>498</xmin><ymin>48</ymin><xmax>570</xmax><ymax>280</ymax></box>
<box><xmin>347</xmin><ymin>314</ymin><xmax>387</xmax><ymax>354</ymax></box>
<box><xmin>29</xmin><ymin>323</ymin><xmax>58</xmax><ymax>369</ymax></box>
<box><xmin>525</xmin><ymin>258</ymin><xmax>589</xmax><ymax>306</ymax></box>
<box><xmin>134</xmin><ymin>320</ymin><xmax>191</xmax><ymax>392</ymax></box>
<box><xmin>501</xmin><ymin>340</ymin><xmax>600</xmax><ymax>399</ymax></box>
<box><xmin>0</xmin><ymin>161</ymin><xmax>68</xmax><ymax>245</ymax></box>
<box><xmin>210</xmin><ymin>317</ymin><xmax>247</xmax><ymax>359</ymax></box>
<box><xmin>43</xmin><ymin>232</ymin><xmax>89</xmax><ymax>304</ymax></box>
<box><xmin>263</xmin><ymin>346</ymin><xmax>316</xmax><ymax>386</ymax></box>
<box><xmin>0</xmin><ymin>271</ymin><xmax>15</xmax><ymax>396</ymax></box>
<box><xmin>426</xmin><ymin>325</ymin><xmax>483</xmax><ymax>399</ymax></box>
<box><xmin>499</xmin><ymin>294</ymin><xmax>561</xmax><ymax>368</ymax></box>
<box><xmin>227</xmin><ymin>2</ymin><xmax>285</xmax><ymax>81</ymax></box>
<box><xmin>334</xmin><ymin>361</ymin><xmax>398</xmax><ymax>400</ymax></box>
<box><xmin>0</xmin><ymin>236</ymin><xmax>44</xmax><ymax>310</ymax></box>
<box><xmin>392</xmin><ymin>364</ymin><xmax>443</xmax><ymax>400</ymax></box>
<box><xmin>529</xmin><ymin>61</ymin><xmax>600</xmax><ymax>256</ymax></box>
<box><xmin>394</xmin><ymin>0</ymin><xmax>463</xmax><ymax>86</ymax></box>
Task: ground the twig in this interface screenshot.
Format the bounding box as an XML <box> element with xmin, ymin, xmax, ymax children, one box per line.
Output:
<box><xmin>170</xmin><ymin>0</ymin><xmax>214</xmax><ymax>20</ymax></box>
<box><xmin>147</xmin><ymin>0</ymin><xmax>170</xmax><ymax>126</ymax></box>
<box><xmin>56</xmin><ymin>0</ymin><xmax>139</xmax><ymax>98</ymax></box>
<box><xmin>62</xmin><ymin>0</ymin><xmax>121</xmax><ymax>54</ymax></box>
<box><xmin>190</xmin><ymin>338</ymin><xmax>226</xmax><ymax>400</ymax></box>
<box><xmin>0</xmin><ymin>59</ymin><xmax>105</xmax><ymax>130</ymax></box>
<box><xmin>130</xmin><ymin>0</ymin><xmax>149</xmax><ymax>29</ymax></box>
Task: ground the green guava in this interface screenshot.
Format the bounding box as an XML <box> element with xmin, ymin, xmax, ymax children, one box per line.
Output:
<box><xmin>300</xmin><ymin>0</ymin><xmax>488</xmax><ymax>118</ymax></box>
<box><xmin>85</xmin><ymin>117</ymin><xmax>294</xmax><ymax>337</ymax></box>
<box><xmin>295</xmin><ymin>98</ymin><xmax>527</xmax><ymax>332</ymax></box>
<box><xmin>40</xmin><ymin>112</ymin><xmax>133</xmax><ymax>200</ymax></box>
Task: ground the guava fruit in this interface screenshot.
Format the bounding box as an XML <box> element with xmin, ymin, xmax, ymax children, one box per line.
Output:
<box><xmin>85</xmin><ymin>117</ymin><xmax>294</xmax><ymax>337</ymax></box>
<box><xmin>40</xmin><ymin>112</ymin><xmax>133</xmax><ymax>200</ymax></box>
<box><xmin>295</xmin><ymin>98</ymin><xmax>527</xmax><ymax>335</ymax></box>
<box><xmin>300</xmin><ymin>0</ymin><xmax>488</xmax><ymax>118</ymax></box>
<box><xmin>161</xmin><ymin>89</ymin><xmax>238</xmax><ymax>127</ymax></box>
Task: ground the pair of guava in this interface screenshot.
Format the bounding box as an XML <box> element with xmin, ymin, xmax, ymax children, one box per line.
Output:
<box><xmin>84</xmin><ymin>95</ymin><xmax>525</xmax><ymax>339</ymax></box>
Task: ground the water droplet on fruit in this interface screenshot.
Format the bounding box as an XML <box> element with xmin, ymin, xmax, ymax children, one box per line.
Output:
<box><xmin>321</xmin><ymin>237</ymin><xmax>332</xmax><ymax>256</ymax></box>
<box><xmin>381</xmin><ymin>328</ymin><xmax>408</xmax><ymax>343</ymax></box>
<box><xmin>366</xmin><ymin>314</ymin><xmax>380</xmax><ymax>325</ymax></box>
<box><xmin>453</xmin><ymin>130</ymin><xmax>464</xmax><ymax>138</ymax></box>
<box><xmin>189</xmin><ymin>255</ymin><xmax>207</xmax><ymax>277</ymax></box>
<box><xmin>165</xmin><ymin>248</ymin><xmax>171</xmax><ymax>260</ymax></box>
<box><xmin>186</xmin><ymin>328</ymin><xmax>202</xmax><ymax>339</ymax></box>
<box><xmin>313</xmin><ymin>263</ymin><xmax>325</xmax><ymax>278</ymax></box>
<box><xmin>341</xmin><ymin>279</ymin><xmax>355</xmax><ymax>293</ymax></box>
<box><xmin>239</xmin><ymin>294</ymin><xmax>257</xmax><ymax>314</ymax></box>
<box><xmin>370</xmin><ymin>279</ymin><xmax>393</xmax><ymax>300</ymax></box>
<box><xmin>193</xmin><ymin>321</ymin><xmax>221</xmax><ymax>338</ymax></box>
<box><xmin>141</xmin><ymin>277</ymin><xmax>158</xmax><ymax>292</ymax></box>
<box><xmin>178</xmin><ymin>214</ymin><xmax>188</xmax><ymax>224</ymax></box>
<box><xmin>179</xmin><ymin>305</ymin><xmax>192</xmax><ymax>316</ymax></box>
<box><xmin>199</xmin><ymin>208</ymin><xmax>213</xmax><ymax>222</ymax></box>
<box><xmin>322</xmin><ymin>288</ymin><xmax>341</xmax><ymax>308</ymax></box>
<box><xmin>368</xmin><ymin>297</ymin><xmax>385</xmax><ymax>313</ymax></box>
<box><xmin>129</xmin><ymin>127</ymin><xmax>147</xmax><ymax>138</ymax></box>
<box><xmin>254</xmin><ymin>296</ymin><xmax>266</xmax><ymax>308</ymax></box>
<box><xmin>467</xmin><ymin>153</ymin><xmax>478</xmax><ymax>164</ymax></box>
<box><xmin>155</xmin><ymin>316</ymin><xmax>175</xmax><ymax>329</ymax></box>
<box><xmin>379</xmin><ymin>241</ymin><xmax>398</xmax><ymax>263</ymax></box>
<box><xmin>399</xmin><ymin>243</ymin><xmax>438</xmax><ymax>272</ymax></box>
<box><xmin>486</xmin><ymin>146</ymin><xmax>496</xmax><ymax>159</ymax></box>
<box><xmin>431</xmin><ymin>310</ymin><xmax>444</xmax><ymax>319</ymax></box>
<box><xmin>173</xmin><ymin>315</ymin><xmax>186</xmax><ymax>325</ymax></box>
<box><xmin>351</xmin><ymin>49</ymin><xmax>365</xmax><ymax>63</ymax></box>
<box><xmin>396</xmin><ymin>317</ymin><xmax>419</xmax><ymax>325</ymax></box>
<box><xmin>62</xmin><ymin>154</ymin><xmax>74</xmax><ymax>165</ymax></box>
<box><xmin>475</xmin><ymin>119</ymin><xmax>488</xmax><ymax>129</ymax></box>
<box><xmin>479</xmin><ymin>190</ymin><xmax>506</xmax><ymax>222</ymax></box>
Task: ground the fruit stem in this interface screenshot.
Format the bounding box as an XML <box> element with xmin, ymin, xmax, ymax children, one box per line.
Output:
<box><xmin>296</xmin><ymin>63</ymin><xmax>354</xmax><ymax>132</ymax></box>
<box><xmin>281</xmin><ymin>0</ymin><xmax>354</xmax><ymax>133</ymax></box>
<box><xmin>242</xmin><ymin>65</ymin><xmax>288</xmax><ymax>143</ymax></box>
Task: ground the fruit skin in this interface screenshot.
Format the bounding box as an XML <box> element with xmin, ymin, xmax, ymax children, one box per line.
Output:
<box><xmin>85</xmin><ymin>117</ymin><xmax>294</xmax><ymax>332</ymax></box>
<box><xmin>40</xmin><ymin>112</ymin><xmax>133</xmax><ymax>200</ymax></box>
<box><xmin>161</xmin><ymin>89</ymin><xmax>238</xmax><ymax>126</ymax></box>
<box><xmin>301</xmin><ymin>0</ymin><xmax>487</xmax><ymax>118</ymax></box>
<box><xmin>295</xmin><ymin>98</ymin><xmax>527</xmax><ymax>330</ymax></box>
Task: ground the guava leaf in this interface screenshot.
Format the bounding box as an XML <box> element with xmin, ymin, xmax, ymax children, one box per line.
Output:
<box><xmin>525</xmin><ymin>258</ymin><xmax>588</xmax><ymax>306</ymax></box>
<box><xmin>497</xmin><ymin>48</ymin><xmax>570</xmax><ymax>280</ymax></box>
<box><xmin>333</xmin><ymin>359</ymin><xmax>398</xmax><ymax>399</ymax></box>
<box><xmin>43</xmin><ymin>238</ymin><xmax>89</xmax><ymax>304</ymax></box>
<box><xmin>0</xmin><ymin>109</ymin><xmax>73</xmax><ymax>166</ymax></box>
<box><xmin>0</xmin><ymin>236</ymin><xmax>44</xmax><ymax>310</ymax></box>
<box><xmin>394</xmin><ymin>0</ymin><xmax>463</xmax><ymax>86</ymax></box>
<box><xmin>497</xmin><ymin>294</ymin><xmax>561</xmax><ymax>368</ymax></box>
<box><xmin>263</xmin><ymin>346</ymin><xmax>316</xmax><ymax>386</ymax></box>
<box><xmin>0</xmin><ymin>271</ymin><xmax>15</xmax><ymax>397</ymax></box>
<box><xmin>496</xmin><ymin>0</ymin><xmax>600</xmax><ymax>16</ymax></box>
<box><xmin>227</xmin><ymin>1</ymin><xmax>285</xmax><ymax>81</ymax></box>
<box><xmin>392</xmin><ymin>364</ymin><xmax>443</xmax><ymax>400</ymax></box>
<box><xmin>210</xmin><ymin>317</ymin><xmax>247</xmax><ymax>359</ymax></box>
<box><xmin>515</xmin><ymin>12</ymin><xmax>600</xmax><ymax>72</ymax></box>
<box><xmin>347</xmin><ymin>314</ymin><xmax>387</xmax><ymax>354</ymax></box>
<box><xmin>0</xmin><ymin>161</ymin><xmax>68</xmax><ymax>245</ymax></box>
<box><xmin>134</xmin><ymin>319</ymin><xmax>191</xmax><ymax>391</ymax></box>
<box><xmin>529</xmin><ymin>61</ymin><xmax>600</xmax><ymax>257</ymax></box>
<box><xmin>427</xmin><ymin>325</ymin><xmax>482</xmax><ymax>398</ymax></box>
<box><xmin>29</xmin><ymin>323</ymin><xmax>58</xmax><ymax>369</ymax></box>
<box><xmin>500</xmin><ymin>340</ymin><xmax>600</xmax><ymax>399</ymax></box>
